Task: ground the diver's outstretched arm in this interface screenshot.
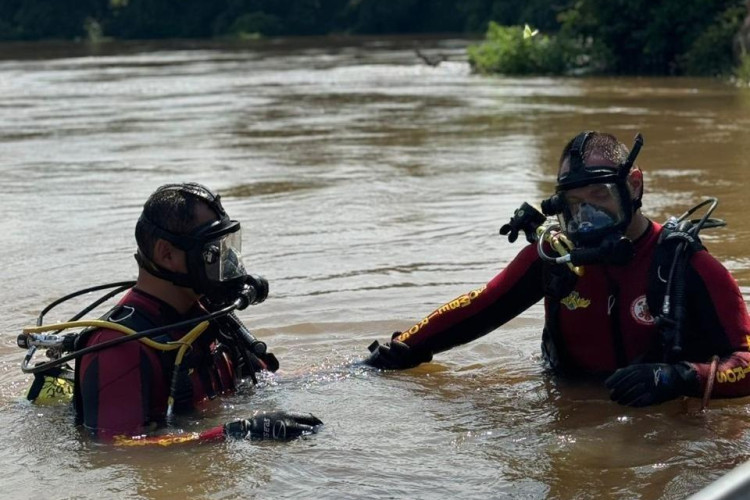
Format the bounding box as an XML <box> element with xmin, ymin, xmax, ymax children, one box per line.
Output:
<box><xmin>365</xmin><ymin>244</ymin><xmax>545</xmax><ymax>370</ymax></box>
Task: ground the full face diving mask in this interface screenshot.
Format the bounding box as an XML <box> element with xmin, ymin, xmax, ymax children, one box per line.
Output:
<box><xmin>541</xmin><ymin>132</ymin><xmax>644</xmax><ymax>247</ymax></box>
<box><xmin>135</xmin><ymin>183</ymin><xmax>249</xmax><ymax>302</ymax></box>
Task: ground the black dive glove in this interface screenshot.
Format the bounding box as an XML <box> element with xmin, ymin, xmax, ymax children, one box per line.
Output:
<box><xmin>605</xmin><ymin>362</ymin><xmax>698</xmax><ymax>407</ymax></box>
<box><xmin>365</xmin><ymin>332</ymin><xmax>433</xmax><ymax>370</ymax></box>
<box><xmin>224</xmin><ymin>411</ymin><xmax>323</xmax><ymax>440</ymax></box>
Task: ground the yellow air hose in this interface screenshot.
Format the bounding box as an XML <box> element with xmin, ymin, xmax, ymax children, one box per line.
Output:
<box><xmin>22</xmin><ymin>319</ymin><xmax>210</xmax><ymax>412</ymax></box>
<box><xmin>23</xmin><ymin>320</ymin><xmax>207</xmax><ymax>352</ymax></box>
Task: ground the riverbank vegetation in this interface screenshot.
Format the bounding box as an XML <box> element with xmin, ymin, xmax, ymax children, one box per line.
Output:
<box><xmin>469</xmin><ymin>1</ymin><xmax>748</xmax><ymax>78</ymax></box>
<box><xmin>0</xmin><ymin>0</ymin><xmax>748</xmax><ymax>80</ymax></box>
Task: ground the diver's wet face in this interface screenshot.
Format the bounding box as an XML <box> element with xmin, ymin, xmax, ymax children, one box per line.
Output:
<box><xmin>558</xmin><ymin>182</ymin><xmax>628</xmax><ymax>246</ymax></box>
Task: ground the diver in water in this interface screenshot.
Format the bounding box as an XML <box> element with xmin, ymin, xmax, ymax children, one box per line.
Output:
<box><xmin>22</xmin><ymin>183</ymin><xmax>322</xmax><ymax>442</ymax></box>
<box><xmin>364</xmin><ymin>131</ymin><xmax>750</xmax><ymax>407</ymax></box>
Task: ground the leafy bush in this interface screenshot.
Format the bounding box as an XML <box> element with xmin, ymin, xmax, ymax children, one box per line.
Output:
<box><xmin>467</xmin><ymin>22</ymin><xmax>580</xmax><ymax>75</ymax></box>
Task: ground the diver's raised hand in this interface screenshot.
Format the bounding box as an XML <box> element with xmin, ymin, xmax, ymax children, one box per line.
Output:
<box><xmin>224</xmin><ymin>411</ymin><xmax>323</xmax><ymax>440</ymax></box>
<box><xmin>364</xmin><ymin>332</ymin><xmax>432</xmax><ymax>370</ymax></box>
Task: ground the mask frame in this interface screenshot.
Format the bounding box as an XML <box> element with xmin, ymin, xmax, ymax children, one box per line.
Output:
<box><xmin>541</xmin><ymin>132</ymin><xmax>643</xmax><ymax>246</ymax></box>
<box><xmin>557</xmin><ymin>183</ymin><xmax>628</xmax><ymax>246</ymax></box>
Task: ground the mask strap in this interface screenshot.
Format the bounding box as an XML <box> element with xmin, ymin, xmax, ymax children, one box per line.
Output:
<box><xmin>566</xmin><ymin>131</ymin><xmax>592</xmax><ymax>177</ymax></box>
<box><xmin>137</xmin><ymin>215</ymin><xmax>205</xmax><ymax>251</ymax></box>
<box><xmin>134</xmin><ymin>250</ymin><xmax>194</xmax><ymax>290</ymax></box>
<box><xmin>632</xmin><ymin>195</ymin><xmax>642</xmax><ymax>211</ymax></box>
<box><xmin>618</xmin><ymin>133</ymin><xmax>644</xmax><ymax>178</ymax></box>
<box><xmin>619</xmin><ymin>133</ymin><xmax>644</xmax><ymax>211</ymax></box>
<box><xmin>151</xmin><ymin>182</ymin><xmax>229</xmax><ymax>219</ymax></box>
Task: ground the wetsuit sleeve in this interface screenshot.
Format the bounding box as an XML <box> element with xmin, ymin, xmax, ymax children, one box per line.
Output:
<box><xmin>78</xmin><ymin>329</ymin><xmax>164</xmax><ymax>439</ymax></box>
<box><xmin>683</xmin><ymin>251</ymin><xmax>750</xmax><ymax>398</ymax></box>
<box><xmin>395</xmin><ymin>244</ymin><xmax>545</xmax><ymax>355</ymax></box>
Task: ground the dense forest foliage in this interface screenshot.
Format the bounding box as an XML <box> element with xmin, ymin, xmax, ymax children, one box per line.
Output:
<box><xmin>0</xmin><ymin>0</ymin><xmax>747</xmax><ymax>76</ymax></box>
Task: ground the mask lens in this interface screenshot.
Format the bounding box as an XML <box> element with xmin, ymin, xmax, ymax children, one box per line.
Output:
<box><xmin>203</xmin><ymin>230</ymin><xmax>246</xmax><ymax>282</ymax></box>
<box><xmin>560</xmin><ymin>183</ymin><xmax>625</xmax><ymax>240</ymax></box>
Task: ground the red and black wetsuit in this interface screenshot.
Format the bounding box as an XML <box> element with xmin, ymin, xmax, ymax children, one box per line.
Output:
<box><xmin>396</xmin><ymin>221</ymin><xmax>750</xmax><ymax>398</ymax></box>
<box><xmin>74</xmin><ymin>288</ymin><xmax>237</xmax><ymax>438</ymax></box>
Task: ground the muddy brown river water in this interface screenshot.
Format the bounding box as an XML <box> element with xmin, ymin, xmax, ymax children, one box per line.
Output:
<box><xmin>1</xmin><ymin>37</ymin><xmax>750</xmax><ymax>499</ymax></box>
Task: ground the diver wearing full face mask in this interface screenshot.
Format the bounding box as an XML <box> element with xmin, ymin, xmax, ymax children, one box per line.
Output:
<box><xmin>42</xmin><ymin>183</ymin><xmax>324</xmax><ymax>442</ymax></box>
<box><xmin>363</xmin><ymin>132</ymin><xmax>750</xmax><ymax>409</ymax></box>
<box><xmin>538</xmin><ymin>130</ymin><xmax>646</xmax><ymax>267</ymax></box>
<box><xmin>133</xmin><ymin>183</ymin><xmax>257</xmax><ymax>307</ymax></box>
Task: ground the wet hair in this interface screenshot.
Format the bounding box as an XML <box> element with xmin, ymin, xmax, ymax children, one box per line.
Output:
<box><xmin>558</xmin><ymin>132</ymin><xmax>630</xmax><ymax>168</ymax></box>
<box><xmin>135</xmin><ymin>186</ymin><xmax>205</xmax><ymax>260</ymax></box>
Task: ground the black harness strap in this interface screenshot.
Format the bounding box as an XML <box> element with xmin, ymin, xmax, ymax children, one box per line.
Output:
<box><xmin>647</xmin><ymin>220</ymin><xmax>706</xmax><ymax>363</ymax></box>
<box><xmin>541</xmin><ymin>263</ymin><xmax>579</xmax><ymax>374</ymax></box>
<box><xmin>603</xmin><ymin>268</ymin><xmax>628</xmax><ymax>368</ymax></box>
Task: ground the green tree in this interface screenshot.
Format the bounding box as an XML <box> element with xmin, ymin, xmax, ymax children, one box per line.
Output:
<box><xmin>559</xmin><ymin>0</ymin><xmax>746</xmax><ymax>75</ymax></box>
<box><xmin>0</xmin><ymin>0</ymin><xmax>745</xmax><ymax>80</ymax></box>
<box><xmin>682</xmin><ymin>5</ymin><xmax>747</xmax><ymax>76</ymax></box>
<box><xmin>212</xmin><ymin>0</ymin><xmax>349</xmax><ymax>37</ymax></box>
<box><xmin>2</xmin><ymin>0</ymin><xmax>102</xmax><ymax>40</ymax></box>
